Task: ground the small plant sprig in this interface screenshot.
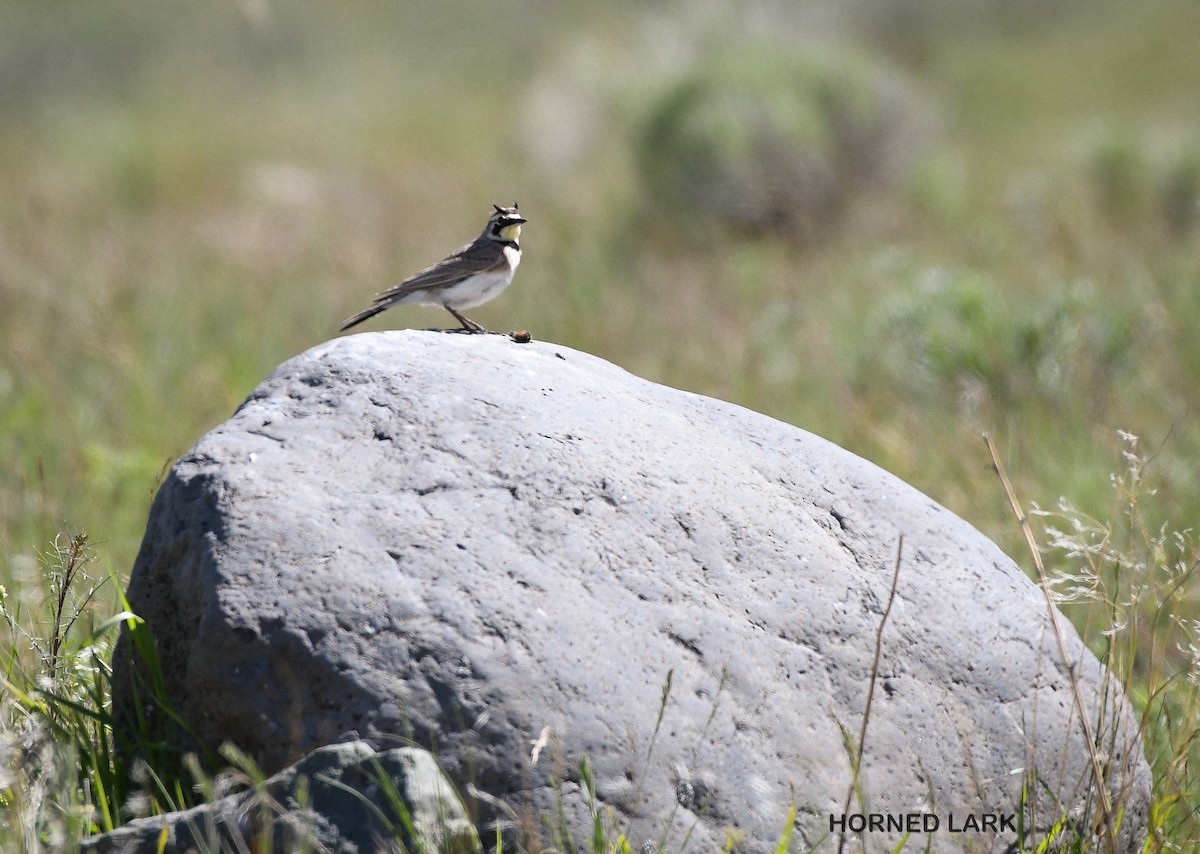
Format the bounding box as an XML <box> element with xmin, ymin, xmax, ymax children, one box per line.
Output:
<box><xmin>985</xmin><ymin>434</ymin><xmax>1121</xmax><ymax>852</ymax></box>
<box><xmin>1027</xmin><ymin>431</ymin><xmax>1200</xmax><ymax>850</ymax></box>
<box><xmin>984</xmin><ymin>429</ymin><xmax>1200</xmax><ymax>852</ymax></box>
<box><xmin>836</xmin><ymin>536</ymin><xmax>904</xmax><ymax>854</ymax></box>
<box><xmin>1</xmin><ymin>532</ymin><xmax>108</xmax><ymax>700</ymax></box>
<box><xmin>0</xmin><ymin>530</ymin><xmax>127</xmax><ymax>847</ymax></box>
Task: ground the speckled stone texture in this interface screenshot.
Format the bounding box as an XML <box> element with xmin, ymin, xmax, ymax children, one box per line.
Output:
<box><xmin>113</xmin><ymin>331</ymin><xmax>1149</xmax><ymax>853</ymax></box>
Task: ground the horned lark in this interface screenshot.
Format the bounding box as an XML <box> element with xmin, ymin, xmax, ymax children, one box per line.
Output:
<box><xmin>340</xmin><ymin>203</ymin><xmax>526</xmax><ymax>334</ymax></box>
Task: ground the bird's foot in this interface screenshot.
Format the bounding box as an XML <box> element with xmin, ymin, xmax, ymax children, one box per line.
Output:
<box><xmin>445</xmin><ymin>307</ymin><xmax>493</xmax><ymax>334</ymax></box>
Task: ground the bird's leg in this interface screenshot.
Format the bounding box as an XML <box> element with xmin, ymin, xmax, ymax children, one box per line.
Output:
<box><xmin>445</xmin><ymin>306</ymin><xmax>493</xmax><ymax>335</ymax></box>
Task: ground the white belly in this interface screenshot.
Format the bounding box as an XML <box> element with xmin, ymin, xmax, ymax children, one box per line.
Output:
<box><xmin>435</xmin><ymin>245</ymin><xmax>521</xmax><ymax>310</ymax></box>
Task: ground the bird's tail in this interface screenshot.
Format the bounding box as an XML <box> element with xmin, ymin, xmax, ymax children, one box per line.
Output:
<box><xmin>339</xmin><ymin>301</ymin><xmax>390</xmax><ymax>331</ymax></box>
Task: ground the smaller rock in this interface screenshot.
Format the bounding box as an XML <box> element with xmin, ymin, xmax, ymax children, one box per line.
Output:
<box><xmin>80</xmin><ymin>742</ymin><xmax>480</xmax><ymax>854</ymax></box>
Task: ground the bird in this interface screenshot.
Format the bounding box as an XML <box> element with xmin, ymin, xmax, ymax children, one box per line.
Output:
<box><xmin>340</xmin><ymin>203</ymin><xmax>526</xmax><ymax>334</ymax></box>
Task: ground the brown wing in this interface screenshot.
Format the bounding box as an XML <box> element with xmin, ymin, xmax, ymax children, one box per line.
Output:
<box><xmin>340</xmin><ymin>238</ymin><xmax>505</xmax><ymax>330</ymax></box>
<box><xmin>380</xmin><ymin>238</ymin><xmax>507</xmax><ymax>298</ymax></box>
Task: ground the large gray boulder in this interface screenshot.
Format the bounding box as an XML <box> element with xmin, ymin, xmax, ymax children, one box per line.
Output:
<box><xmin>114</xmin><ymin>331</ymin><xmax>1149</xmax><ymax>852</ymax></box>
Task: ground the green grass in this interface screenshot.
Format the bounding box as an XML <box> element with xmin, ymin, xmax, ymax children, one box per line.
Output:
<box><xmin>3</xmin><ymin>0</ymin><xmax>1200</xmax><ymax>849</ymax></box>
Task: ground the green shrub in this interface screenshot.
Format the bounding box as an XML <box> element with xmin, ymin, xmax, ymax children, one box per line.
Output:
<box><xmin>637</xmin><ymin>43</ymin><xmax>931</xmax><ymax>241</ymax></box>
<box><xmin>856</xmin><ymin>266</ymin><xmax>1142</xmax><ymax>414</ymax></box>
<box><xmin>1088</xmin><ymin>126</ymin><xmax>1150</xmax><ymax>231</ymax></box>
<box><xmin>1159</xmin><ymin>141</ymin><xmax>1200</xmax><ymax>238</ymax></box>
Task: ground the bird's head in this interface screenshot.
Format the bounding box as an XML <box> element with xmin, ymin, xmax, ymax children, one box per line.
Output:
<box><xmin>488</xmin><ymin>202</ymin><xmax>526</xmax><ymax>244</ymax></box>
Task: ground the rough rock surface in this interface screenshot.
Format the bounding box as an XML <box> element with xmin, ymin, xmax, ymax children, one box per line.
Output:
<box><xmin>114</xmin><ymin>332</ymin><xmax>1149</xmax><ymax>852</ymax></box>
<box><xmin>81</xmin><ymin>741</ymin><xmax>477</xmax><ymax>853</ymax></box>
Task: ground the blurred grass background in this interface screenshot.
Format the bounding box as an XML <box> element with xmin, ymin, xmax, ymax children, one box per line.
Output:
<box><xmin>3</xmin><ymin>0</ymin><xmax>1197</xmax><ymax>584</ymax></box>
<box><xmin>2</xmin><ymin>0</ymin><xmax>1200</xmax><ymax>817</ymax></box>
